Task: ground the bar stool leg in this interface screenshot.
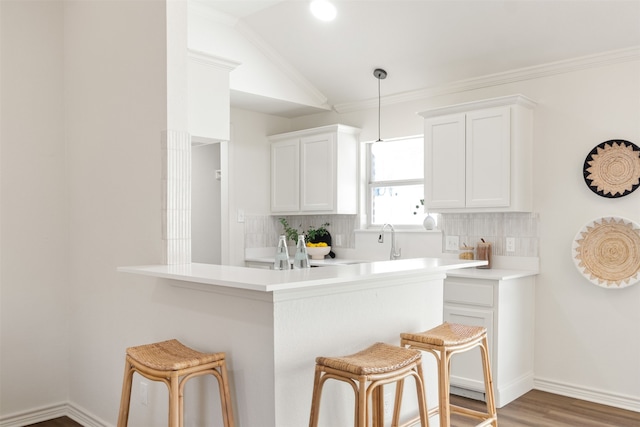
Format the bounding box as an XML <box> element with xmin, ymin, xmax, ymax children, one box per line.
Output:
<box><xmin>391</xmin><ymin>378</ymin><xmax>404</xmax><ymax>426</ymax></box>
<box><xmin>438</xmin><ymin>349</ymin><xmax>452</xmax><ymax>427</ymax></box>
<box><xmin>480</xmin><ymin>337</ymin><xmax>497</xmax><ymax>426</ymax></box>
<box><xmin>117</xmin><ymin>359</ymin><xmax>135</xmax><ymax>427</ymax></box>
<box><xmin>309</xmin><ymin>367</ymin><xmax>323</xmax><ymax>427</ymax></box>
<box><xmin>169</xmin><ymin>372</ymin><xmax>180</xmax><ymax>427</ymax></box>
<box><xmin>179</xmin><ymin>376</ymin><xmax>186</xmax><ymax>427</ymax></box>
<box><xmin>357</xmin><ymin>377</ymin><xmax>367</xmax><ymax>427</ymax></box>
<box><xmin>372</xmin><ymin>385</ymin><xmax>384</xmax><ymax>427</ymax></box>
<box><xmin>415</xmin><ymin>363</ymin><xmax>429</xmax><ymax>427</ymax></box>
<box><xmin>217</xmin><ymin>363</ymin><xmax>235</xmax><ymax>427</ymax></box>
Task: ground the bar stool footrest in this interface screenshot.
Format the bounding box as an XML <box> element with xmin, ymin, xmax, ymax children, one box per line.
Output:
<box><xmin>451</xmin><ymin>404</ymin><xmax>497</xmax><ymax>424</ymax></box>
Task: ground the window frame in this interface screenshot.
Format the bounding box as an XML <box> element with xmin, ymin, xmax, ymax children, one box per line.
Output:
<box><xmin>365</xmin><ymin>135</ymin><xmax>425</xmax><ymax>229</ymax></box>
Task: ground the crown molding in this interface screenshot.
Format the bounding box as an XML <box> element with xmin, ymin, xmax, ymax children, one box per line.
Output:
<box><xmin>418</xmin><ymin>94</ymin><xmax>537</xmax><ymax>118</ymax></box>
<box><xmin>334</xmin><ymin>46</ymin><xmax>640</xmax><ymax>114</ymax></box>
<box><xmin>187</xmin><ymin>49</ymin><xmax>241</xmax><ymax>71</ymax></box>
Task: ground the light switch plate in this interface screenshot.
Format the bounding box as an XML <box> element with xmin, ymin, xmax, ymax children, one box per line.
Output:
<box><xmin>140</xmin><ymin>381</ymin><xmax>148</xmax><ymax>406</ymax></box>
<box><xmin>445</xmin><ymin>235</ymin><xmax>459</xmax><ymax>251</ymax></box>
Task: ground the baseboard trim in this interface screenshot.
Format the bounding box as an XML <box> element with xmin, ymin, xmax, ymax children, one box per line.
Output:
<box><xmin>0</xmin><ymin>403</ymin><xmax>67</xmax><ymax>427</ymax></box>
<box><xmin>496</xmin><ymin>372</ymin><xmax>535</xmax><ymax>408</ymax></box>
<box><xmin>65</xmin><ymin>404</ymin><xmax>110</xmax><ymax>427</ymax></box>
<box><xmin>534</xmin><ymin>377</ymin><xmax>640</xmax><ymax>413</ymax></box>
<box><xmin>0</xmin><ymin>403</ymin><xmax>111</xmax><ymax>427</ymax></box>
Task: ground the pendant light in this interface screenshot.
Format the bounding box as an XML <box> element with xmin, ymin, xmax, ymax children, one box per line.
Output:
<box><xmin>373</xmin><ymin>68</ymin><xmax>387</xmax><ymax>142</ymax></box>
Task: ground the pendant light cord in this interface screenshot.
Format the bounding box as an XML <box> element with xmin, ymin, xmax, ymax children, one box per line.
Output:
<box><xmin>373</xmin><ymin>68</ymin><xmax>387</xmax><ymax>142</ymax></box>
<box><xmin>377</xmin><ymin>77</ymin><xmax>382</xmax><ymax>142</ymax></box>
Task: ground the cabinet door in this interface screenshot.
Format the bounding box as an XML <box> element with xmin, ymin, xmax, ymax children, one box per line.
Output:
<box><xmin>425</xmin><ymin>114</ymin><xmax>466</xmax><ymax>208</ymax></box>
<box><xmin>465</xmin><ymin>107</ymin><xmax>511</xmax><ymax>207</ymax></box>
<box><xmin>300</xmin><ymin>133</ymin><xmax>335</xmax><ymax>211</ymax></box>
<box><xmin>271</xmin><ymin>139</ymin><xmax>300</xmax><ymax>212</ymax></box>
<box><xmin>444</xmin><ymin>305</ymin><xmax>494</xmax><ymax>393</ymax></box>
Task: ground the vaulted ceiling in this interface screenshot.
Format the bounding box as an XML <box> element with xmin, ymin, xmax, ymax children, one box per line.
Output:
<box><xmin>198</xmin><ymin>0</ymin><xmax>640</xmax><ymax>117</ymax></box>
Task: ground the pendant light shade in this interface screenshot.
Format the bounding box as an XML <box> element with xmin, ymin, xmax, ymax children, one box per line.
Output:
<box><xmin>373</xmin><ymin>68</ymin><xmax>387</xmax><ymax>142</ymax></box>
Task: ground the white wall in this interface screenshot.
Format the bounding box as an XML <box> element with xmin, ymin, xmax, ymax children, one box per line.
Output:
<box><xmin>192</xmin><ymin>143</ymin><xmax>221</xmax><ymax>264</ymax></box>
<box><xmin>226</xmin><ymin>108</ymin><xmax>290</xmax><ymax>265</ymax></box>
<box><xmin>0</xmin><ymin>0</ymin><xmax>70</xmax><ymax>415</ymax></box>
<box><xmin>62</xmin><ymin>0</ymin><xmax>170</xmax><ymax>423</ymax></box>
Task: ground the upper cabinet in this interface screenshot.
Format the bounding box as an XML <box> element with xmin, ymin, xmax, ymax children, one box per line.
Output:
<box><xmin>269</xmin><ymin>125</ymin><xmax>360</xmax><ymax>214</ymax></box>
<box><xmin>419</xmin><ymin>95</ymin><xmax>536</xmax><ymax>213</ymax></box>
<box><xmin>187</xmin><ymin>50</ymin><xmax>239</xmax><ymax>144</ymax></box>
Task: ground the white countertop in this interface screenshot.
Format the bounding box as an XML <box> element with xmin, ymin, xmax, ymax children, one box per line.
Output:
<box><xmin>446</xmin><ymin>267</ymin><xmax>538</xmax><ymax>280</ymax></box>
<box><xmin>118</xmin><ymin>257</ymin><xmax>487</xmax><ymax>293</ymax></box>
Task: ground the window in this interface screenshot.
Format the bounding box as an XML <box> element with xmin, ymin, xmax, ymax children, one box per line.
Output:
<box><xmin>367</xmin><ymin>136</ymin><xmax>425</xmax><ymax>227</ymax></box>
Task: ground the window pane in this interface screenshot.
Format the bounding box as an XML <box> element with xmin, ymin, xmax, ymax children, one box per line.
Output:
<box><xmin>371</xmin><ymin>138</ymin><xmax>423</xmax><ymax>181</ymax></box>
<box><xmin>371</xmin><ymin>184</ymin><xmax>424</xmax><ymax>225</ymax></box>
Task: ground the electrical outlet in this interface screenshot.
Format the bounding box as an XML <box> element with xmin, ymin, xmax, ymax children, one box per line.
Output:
<box><xmin>140</xmin><ymin>381</ymin><xmax>148</xmax><ymax>406</ymax></box>
<box><xmin>237</xmin><ymin>208</ymin><xmax>245</xmax><ymax>223</ymax></box>
<box><xmin>383</xmin><ymin>392</ymin><xmax>393</xmax><ymax>417</ymax></box>
<box><xmin>445</xmin><ymin>235</ymin><xmax>459</xmax><ymax>251</ymax></box>
<box><xmin>335</xmin><ymin>234</ymin><xmax>343</xmax><ymax>246</ymax></box>
<box><xmin>506</xmin><ymin>237</ymin><xmax>516</xmax><ymax>253</ymax></box>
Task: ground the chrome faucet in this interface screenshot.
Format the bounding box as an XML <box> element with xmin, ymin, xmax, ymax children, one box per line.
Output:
<box><xmin>379</xmin><ymin>223</ymin><xmax>401</xmax><ymax>260</ymax></box>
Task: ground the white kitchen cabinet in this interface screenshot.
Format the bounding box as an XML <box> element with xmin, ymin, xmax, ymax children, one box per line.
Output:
<box><xmin>269</xmin><ymin>124</ymin><xmax>360</xmax><ymax>214</ymax></box>
<box><xmin>420</xmin><ymin>95</ymin><xmax>536</xmax><ymax>212</ymax></box>
<box><xmin>443</xmin><ymin>273</ymin><xmax>535</xmax><ymax>408</ymax></box>
<box><xmin>187</xmin><ymin>50</ymin><xmax>239</xmax><ymax>144</ymax></box>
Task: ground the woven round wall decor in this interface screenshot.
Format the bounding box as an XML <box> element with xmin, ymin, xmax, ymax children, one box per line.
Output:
<box><xmin>572</xmin><ymin>216</ymin><xmax>640</xmax><ymax>289</ymax></box>
<box><xmin>583</xmin><ymin>139</ymin><xmax>640</xmax><ymax>198</ymax></box>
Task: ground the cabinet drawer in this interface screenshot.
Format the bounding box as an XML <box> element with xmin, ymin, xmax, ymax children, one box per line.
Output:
<box><xmin>444</xmin><ymin>280</ymin><xmax>494</xmax><ymax>307</ymax></box>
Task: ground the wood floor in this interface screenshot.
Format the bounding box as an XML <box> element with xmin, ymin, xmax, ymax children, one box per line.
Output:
<box><xmin>450</xmin><ymin>390</ymin><xmax>640</xmax><ymax>426</ymax></box>
<box><xmin>27</xmin><ymin>390</ymin><xmax>640</xmax><ymax>426</ymax></box>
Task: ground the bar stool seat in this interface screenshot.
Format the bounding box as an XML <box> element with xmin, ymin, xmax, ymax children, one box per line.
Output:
<box><xmin>309</xmin><ymin>342</ymin><xmax>429</xmax><ymax>427</ymax></box>
<box><xmin>117</xmin><ymin>339</ymin><xmax>234</xmax><ymax>427</ymax></box>
<box><xmin>401</xmin><ymin>323</ymin><xmax>497</xmax><ymax>427</ymax></box>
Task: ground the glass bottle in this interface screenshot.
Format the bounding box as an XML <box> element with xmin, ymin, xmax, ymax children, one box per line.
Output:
<box><xmin>293</xmin><ymin>235</ymin><xmax>310</xmax><ymax>269</ymax></box>
<box><xmin>273</xmin><ymin>235</ymin><xmax>291</xmax><ymax>270</ymax></box>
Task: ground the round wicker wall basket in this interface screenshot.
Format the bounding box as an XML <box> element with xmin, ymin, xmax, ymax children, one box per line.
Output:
<box><xmin>572</xmin><ymin>216</ymin><xmax>640</xmax><ymax>289</ymax></box>
<box><xmin>583</xmin><ymin>139</ymin><xmax>640</xmax><ymax>198</ymax></box>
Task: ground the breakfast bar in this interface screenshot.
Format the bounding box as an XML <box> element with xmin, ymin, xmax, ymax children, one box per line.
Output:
<box><xmin>118</xmin><ymin>258</ymin><xmax>486</xmax><ymax>426</ymax></box>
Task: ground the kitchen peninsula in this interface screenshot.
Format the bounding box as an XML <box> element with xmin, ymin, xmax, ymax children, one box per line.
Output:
<box><xmin>118</xmin><ymin>258</ymin><xmax>486</xmax><ymax>426</ymax></box>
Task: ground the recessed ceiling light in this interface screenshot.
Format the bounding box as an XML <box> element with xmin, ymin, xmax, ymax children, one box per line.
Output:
<box><xmin>310</xmin><ymin>0</ymin><xmax>337</xmax><ymax>21</ymax></box>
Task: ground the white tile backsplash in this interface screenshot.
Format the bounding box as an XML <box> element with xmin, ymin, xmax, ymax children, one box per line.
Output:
<box><xmin>438</xmin><ymin>212</ymin><xmax>539</xmax><ymax>257</ymax></box>
<box><xmin>244</xmin><ymin>212</ymin><xmax>540</xmax><ymax>259</ymax></box>
<box><xmin>161</xmin><ymin>130</ymin><xmax>192</xmax><ymax>264</ymax></box>
<box><xmin>245</xmin><ymin>214</ymin><xmax>359</xmax><ymax>249</ymax></box>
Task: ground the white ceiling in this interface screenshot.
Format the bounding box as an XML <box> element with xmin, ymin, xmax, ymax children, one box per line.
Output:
<box><xmin>200</xmin><ymin>0</ymin><xmax>640</xmax><ymax>117</ymax></box>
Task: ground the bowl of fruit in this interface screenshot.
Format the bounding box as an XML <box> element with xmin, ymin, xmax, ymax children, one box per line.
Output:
<box><xmin>306</xmin><ymin>242</ymin><xmax>331</xmax><ymax>260</ymax></box>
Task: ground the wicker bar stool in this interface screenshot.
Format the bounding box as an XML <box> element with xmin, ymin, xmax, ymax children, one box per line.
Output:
<box><xmin>401</xmin><ymin>323</ymin><xmax>497</xmax><ymax>427</ymax></box>
<box><xmin>309</xmin><ymin>342</ymin><xmax>429</xmax><ymax>427</ymax></box>
<box><xmin>117</xmin><ymin>339</ymin><xmax>234</xmax><ymax>427</ymax></box>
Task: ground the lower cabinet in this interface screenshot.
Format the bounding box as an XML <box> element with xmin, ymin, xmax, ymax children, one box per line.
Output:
<box><xmin>444</xmin><ymin>274</ymin><xmax>535</xmax><ymax>408</ymax></box>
